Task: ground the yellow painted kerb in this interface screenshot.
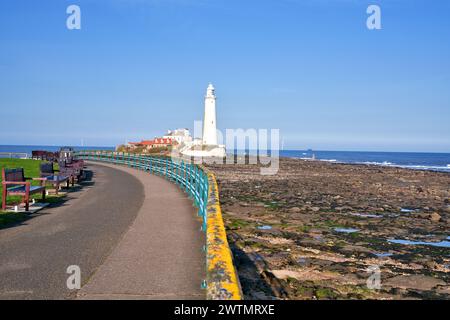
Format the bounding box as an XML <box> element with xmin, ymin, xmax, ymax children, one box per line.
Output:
<box><xmin>205</xmin><ymin>171</ymin><xmax>243</xmax><ymax>300</ymax></box>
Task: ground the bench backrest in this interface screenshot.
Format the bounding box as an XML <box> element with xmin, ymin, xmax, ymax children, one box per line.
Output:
<box><xmin>32</xmin><ymin>150</ymin><xmax>46</xmax><ymax>157</ymax></box>
<box><xmin>43</xmin><ymin>152</ymin><xmax>54</xmax><ymax>161</ymax></box>
<box><xmin>40</xmin><ymin>162</ymin><xmax>55</xmax><ymax>176</ymax></box>
<box><xmin>2</xmin><ymin>168</ymin><xmax>25</xmax><ymax>182</ymax></box>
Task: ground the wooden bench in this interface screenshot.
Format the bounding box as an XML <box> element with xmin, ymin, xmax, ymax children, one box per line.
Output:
<box><xmin>32</xmin><ymin>150</ymin><xmax>58</xmax><ymax>162</ymax></box>
<box><xmin>39</xmin><ymin>162</ymin><xmax>56</xmax><ymax>178</ymax></box>
<box><xmin>1</xmin><ymin>168</ymin><xmax>46</xmax><ymax>211</ymax></box>
<box><xmin>32</xmin><ymin>150</ymin><xmax>46</xmax><ymax>160</ymax></box>
<box><xmin>34</xmin><ymin>162</ymin><xmax>70</xmax><ymax>194</ymax></box>
<box><xmin>58</xmin><ymin>160</ymin><xmax>84</xmax><ymax>184</ymax></box>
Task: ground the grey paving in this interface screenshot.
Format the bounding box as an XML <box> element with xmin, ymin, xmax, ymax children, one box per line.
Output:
<box><xmin>0</xmin><ymin>164</ymin><xmax>144</xmax><ymax>299</ymax></box>
<box><xmin>77</xmin><ymin>163</ymin><xmax>206</xmax><ymax>300</ymax></box>
<box><xmin>0</xmin><ymin>162</ymin><xmax>205</xmax><ymax>300</ymax></box>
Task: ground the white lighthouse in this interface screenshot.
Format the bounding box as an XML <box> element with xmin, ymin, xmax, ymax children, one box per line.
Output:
<box><xmin>179</xmin><ymin>83</ymin><xmax>226</xmax><ymax>158</ymax></box>
<box><xmin>202</xmin><ymin>83</ymin><xmax>218</xmax><ymax>145</ymax></box>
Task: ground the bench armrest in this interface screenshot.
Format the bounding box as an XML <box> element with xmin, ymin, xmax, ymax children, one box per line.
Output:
<box><xmin>2</xmin><ymin>181</ymin><xmax>29</xmax><ymax>186</ymax></box>
<box><xmin>32</xmin><ymin>177</ymin><xmax>48</xmax><ymax>181</ymax></box>
<box><xmin>2</xmin><ymin>181</ymin><xmax>30</xmax><ymax>192</ymax></box>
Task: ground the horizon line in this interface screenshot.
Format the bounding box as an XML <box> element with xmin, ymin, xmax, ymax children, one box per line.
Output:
<box><xmin>1</xmin><ymin>144</ymin><xmax>449</xmax><ymax>155</ymax></box>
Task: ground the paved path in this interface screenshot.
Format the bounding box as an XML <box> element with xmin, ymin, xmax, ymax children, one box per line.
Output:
<box><xmin>0</xmin><ymin>162</ymin><xmax>205</xmax><ymax>299</ymax></box>
<box><xmin>0</xmin><ymin>164</ymin><xmax>144</xmax><ymax>299</ymax></box>
<box><xmin>77</xmin><ymin>162</ymin><xmax>205</xmax><ymax>300</ymax></box>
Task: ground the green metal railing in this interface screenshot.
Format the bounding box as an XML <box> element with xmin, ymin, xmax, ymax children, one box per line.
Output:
<box><xmin>75</xmin><ymin>151</ymin><xmax>209</xmax><ymax>231</ymax></box>
<box><xmin>75</xmin><ymin>150</ymin><xmax>243</xmax><ymax>300</ymax></box>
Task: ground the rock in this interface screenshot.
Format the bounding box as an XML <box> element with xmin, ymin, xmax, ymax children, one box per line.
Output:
<box><xmin>384</xmin><ymin>275</ymin><xmax>445</xmax><ymax>291</ymax></box>
<box><xmin>436</xmin><ymin>285</ymin><xmax>450</xmax><ymax>295</ymax></box>
<box><xmin>271</xmin><ymin>269</ymin><xmax>337</xmax><ymax>281</ymax></box>
<box><xmin>250</xmin><ymin>291</ymin><xmax>274</xmax><ymax>300</ymax></box>
<box><xmin>392</xmin><ymin>287</ymin><xmax>408</xmax><ymax>296</ymax></box>
<box><xmin>271</xmin><ymin>269</ymin><xmax>303</xmax><ymax>280</ymax></box>
<box><xmin>418</xmin><ymin>213</ymin><xmax>429</xmax><ymax>219</ymax></box>
<box><xmin>206</xmin><ymin>157</ymin><xmax>450</xmax><ymax>300</ymax></box>
<box><xmin>341</xmin><ymin>245</ymin><xmax>373</xmax><ymax>254</ymax></box>
<box><xmin>336</xmin><ymin>206</ymin><xmax>353</xmax><ymax>212</ymax></box>
<box><xmin>429</xmin><ymin>212</ymin><xmax>441</xmax><ymax>222</ymax></box>
<box><xmin>311</xmin><ymin>207</ymin><xmax>321</xmax><ymax>212</ymax></box>
<box><xmin>424</xmin><ymin>261</ymin><xmax>438</xmax><ymax>270</ymax></box>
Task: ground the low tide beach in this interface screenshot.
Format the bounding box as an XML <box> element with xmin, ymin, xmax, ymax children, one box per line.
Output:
<box><xmin>2</xmin><ymin>146</ymin><xmax>449</xmax><ymax>299</ymax></box>
<box><xmin>206</xmin><ymin>158</ymin><xmax>450</xmax><ymax>300</ymax></box>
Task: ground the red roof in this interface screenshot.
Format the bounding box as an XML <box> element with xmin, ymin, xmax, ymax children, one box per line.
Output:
<box><xmin>130</xmin><ymin>138</ymin><xmax>175</xmax><ymax>146</ymax></box>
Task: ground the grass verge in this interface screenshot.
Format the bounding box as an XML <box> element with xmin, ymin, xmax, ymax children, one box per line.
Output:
<box><xmin>0</xmin><ymin>159</ymin><xmax>65</xmax><ymax>227</ymax></box>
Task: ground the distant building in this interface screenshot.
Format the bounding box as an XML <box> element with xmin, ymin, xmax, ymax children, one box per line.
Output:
<box><xmin>163</xmin><ymin>128</ymin><xmax>192</xmax><ymax>145</ymax></box>
<box><xmin>120</xmin><ymin>85</ymin><xmax>225</xmax><ymax>157</ymax></box>
<box><xmin>128</xmin><ymin>138</ymin><xmax>176</xmax><ymax>150</ymax></box>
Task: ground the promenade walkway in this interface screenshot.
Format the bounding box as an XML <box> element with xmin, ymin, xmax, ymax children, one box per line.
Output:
<box><xmin>0</xmin><ymin>162</ymin><xmax>205</xmax><ymax>299</ymax></box>
<box><xmin>77</xmin><ymin>162</ymin><xmax>205</xmax><ymax>299</ymax></box>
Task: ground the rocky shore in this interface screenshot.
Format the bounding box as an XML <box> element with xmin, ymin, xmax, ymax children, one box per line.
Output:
<box><xmin>205</xmin><ymin>158</ymin><xmax>450</xmax><ymax>300</ymax></box>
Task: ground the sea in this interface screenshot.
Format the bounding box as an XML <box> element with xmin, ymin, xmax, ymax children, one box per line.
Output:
<box><xmin>238</xmin><ymin>149</ymin><xmax>450</xmax><ymax>173</ymax></box>
<box><xmin>278</xmin><ymin>150</ymin><xmax>450</xmax><ymax>173</ymax></box>
<box><xmin>0</xmin><ymin>145</ymin><xmax>114</xmax><ymax>156</ymax></box>
<box><xmin>1</xmin><ymin>145</ymin><xmax>449</xmax><ymax>173</ymax></box>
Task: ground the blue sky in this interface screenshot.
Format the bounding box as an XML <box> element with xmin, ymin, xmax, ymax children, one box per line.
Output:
<box><xmin>0</xmin><ymin>0</ymin><xmax>449</xmax><ymax>152</ymax></box>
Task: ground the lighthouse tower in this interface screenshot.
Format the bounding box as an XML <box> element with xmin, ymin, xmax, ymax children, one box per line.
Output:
<box><xmin>180</xmin><ymin>83</ymin><xmax>226</xmax><ymax>158</ymax></box>
<box><xmin>202</xmin><ymin>83</ymin><xmax>218</xmax><ymax>145</ymax></box>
